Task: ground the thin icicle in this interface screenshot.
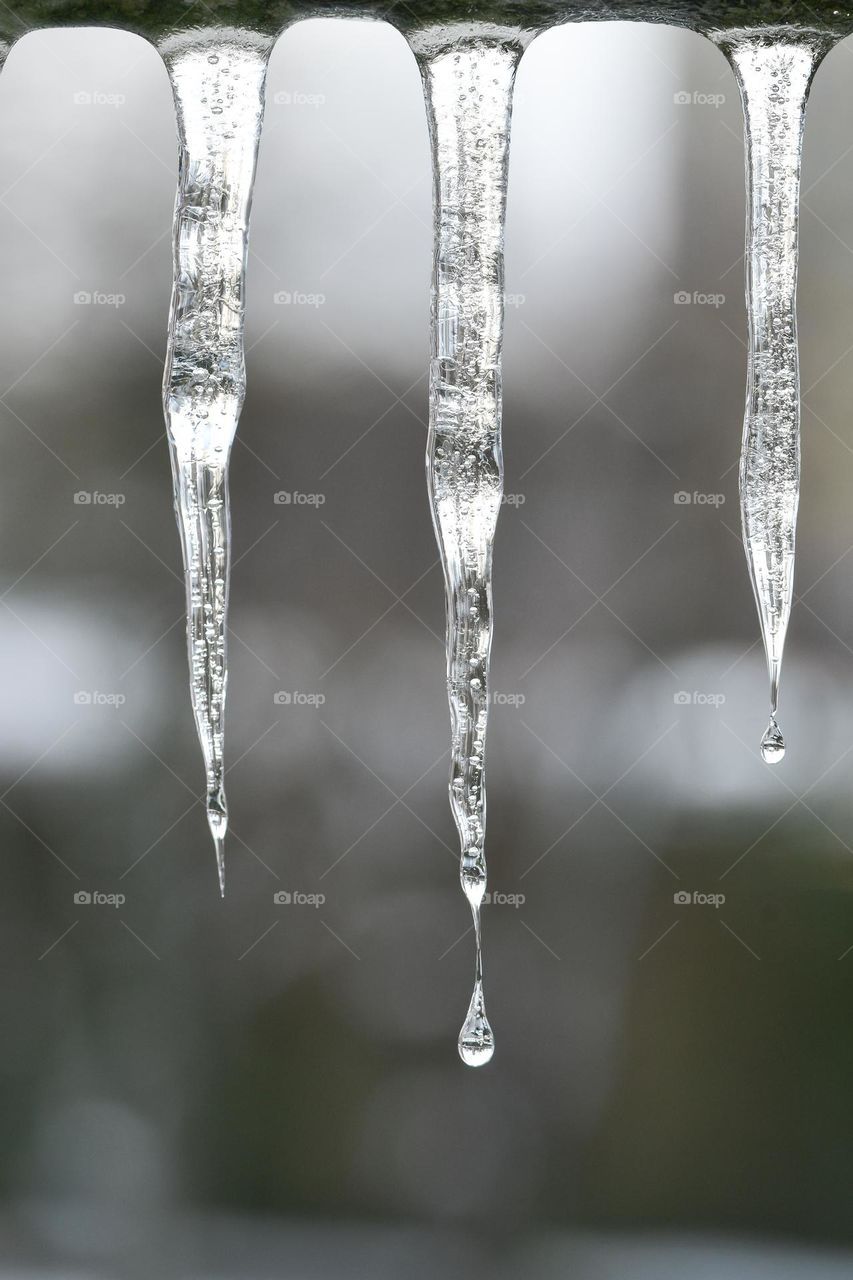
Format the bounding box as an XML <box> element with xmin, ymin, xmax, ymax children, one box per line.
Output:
<box><xmin>159</xmin><ymin>28</ymin><xmax>272</xmax><ymax>893</ymax></box>
<box><xmin>412</xmin><ymin>25</ymin><xmax>527</xmax><ymax>1066</ymax></box>
<box><xmin>712</xmin><ymin>28</ymin><xmax>833</xmax><ymax>764</ymax></box>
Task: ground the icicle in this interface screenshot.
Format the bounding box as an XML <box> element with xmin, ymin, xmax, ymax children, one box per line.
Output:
<box><xmin>411</xmin><ymin>25</ymin><xmax>527</xmax><ymax>1066</ymax></box>
<box><xmin>159</xmin><ymin>29</ymin><xmax>273</xmax><ymax>893</ymax></box>
<box><xmin>711</xmin><ymin>28</ymin><xmax>833</xmax><ymax>764</ymax></box>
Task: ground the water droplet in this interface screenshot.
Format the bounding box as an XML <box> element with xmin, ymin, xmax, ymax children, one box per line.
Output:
<box><xmin>760</xmin><ymin>717</ymin><xmax>785</xmax><ymax>764</ymax></box>
<box><xmin>458</xmin><ymin>980</ymin><xmax>494</xmax><ymax>1067</ymax></box>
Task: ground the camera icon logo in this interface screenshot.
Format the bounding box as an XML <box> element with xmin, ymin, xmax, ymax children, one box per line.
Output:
<box><xmin>74</xmin><ymin>890</ymin><xmax>92</xmax><ymax>905</ymax></box>
<box><xmin>673</xmin><ymin>891</ymin><xmax>691</xmax><ymax>905</ymax></box>
<box><xmin>273</xmin><ymin>491</ymin><xmax>292</xmax><ymax>505</ymax></box>
<box><xmin>273</xmin><ymin>891</ymin><xmax>292</xmax><ymax>904</ymax></box>
<box><xmin>73</xmin><ymin>291</ymin><xmax>92</xmax><ymax>305</ymax></box>
<box><xmin>673</xmin><ymin>290</ymin><xmax>692</xmax><ymax>305</ymax></box>
<box><xmin>673</xmin><ymin>491</ymin><xmax>692</xmax><ymax>505</ymax></box>
<box><xmin>74</xmin><ymin>491</ymin><xmax>92</xmax><ymax>505</ymax></box>
<box><xmin>673</xmin><ymin>690</ymin><xmax>691</xmax><ymax>705</ymax></box>
<box><xmin>273</xmin><ymin>691</ymin><xmax>292</xmax><ymax>705</ymax></box>
<box><xmin>673</xmin><ymin>91</ymin><xmax>692</xmax><ymax>106</ymax></box>
<box><xmin>73</xmin><ymin>691</ymin><xmax>92</xmax><ymax>705</ymax></box>
<box><xmin>273</xmin><ymin>291</ymin><xmax>292</xmax><ymax>305</ymax></box>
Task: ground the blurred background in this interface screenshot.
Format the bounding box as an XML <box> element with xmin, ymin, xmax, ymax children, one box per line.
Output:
<box><xmin>2</xmin><ymin>15</ymin><xmax>853</xmax><ymax>1277</ymax></box>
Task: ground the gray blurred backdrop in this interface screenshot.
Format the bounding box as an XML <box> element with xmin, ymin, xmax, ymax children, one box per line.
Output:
<box><xmin>3</xmin><ymin>16</ymin><xmax>853</xmax><ymax>1279</ymax></box>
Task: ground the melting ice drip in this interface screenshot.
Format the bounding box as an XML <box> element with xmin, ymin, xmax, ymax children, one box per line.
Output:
<box><xmin>413</xmin><ymin>27</ymin><xmax>526</xmax><ymax>1066</ymax></box>
<box><xmin>160</xmin><ymin>29</ymin><xmax>273</xmax><ymax>893</ymax></box>
<box><xmin>713</xmin><ymin>28</ymin><xmax>833</xmax><ymax>765</ymax></box>
<box><xmin>3</xmin><ymin>7</ymin><xmax>841</xmax><ymax>1060</ymax></box>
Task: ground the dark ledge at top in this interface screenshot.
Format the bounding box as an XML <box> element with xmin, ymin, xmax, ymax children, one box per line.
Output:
<box><xmin>1</xmin><ymin>0</ymin><xmax>851</xmax><ymax>45</ymax></box>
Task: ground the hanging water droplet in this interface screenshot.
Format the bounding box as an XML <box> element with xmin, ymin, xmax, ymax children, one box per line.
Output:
<box><xmin>458</xmin><ymin>979</ymin><xmax>494</xmax><ymax>1067</ymax></box>
<box><xmin>760</xmin><ymin>717</ymin><xmax>786</xmax><ymax>765</ymax></box>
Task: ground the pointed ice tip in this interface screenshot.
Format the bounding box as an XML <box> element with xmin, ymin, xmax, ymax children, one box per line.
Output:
<box><xmin>215</xmin><ymin>839</ymin><xmax>226</xmax><ymax>898</ymax></box>
<box><xmin>760</xmin><ymin>718</ymin><xmax>785</xmax><ymax>765</ymax></box>
<box><xmin>206</xmin><ymin>792</ymin><xmax>228</xmax><ymax>897</ymax></box>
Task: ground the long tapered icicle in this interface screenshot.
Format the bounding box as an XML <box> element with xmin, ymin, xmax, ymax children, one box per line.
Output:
<box><xmin>713</xmin><ymin>29</ymin><xmax>832</xmax><ymax>764</ymax></box>
<box><xmin>413</xmin><ymin>27</ymin><xmax>525</xmax><ymax>1066</ymax></box>
<box><xmin>160</xmin><ymin>29</ymin><xmax>272</xmax><ymax>893</ymax></box>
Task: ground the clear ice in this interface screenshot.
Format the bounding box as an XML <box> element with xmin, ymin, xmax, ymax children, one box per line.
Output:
<box><xmin>713</xmin><ymin>29</ymin><xmax>833</xmax><ymax>765</ymax></box>
<box><xmin>412</xmin><ymin>26</ymin><xmax>527</xmax><ymax>1066</ymax></box>
<box><xmin>159</xmin><ymin>28</ymin><xmax>273</xmax><ymax>892</ymax></box>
